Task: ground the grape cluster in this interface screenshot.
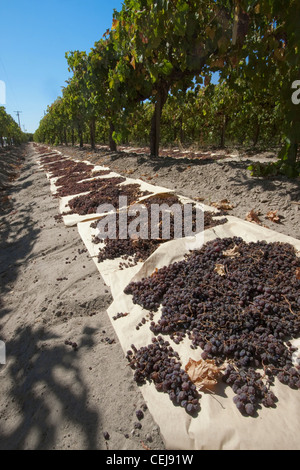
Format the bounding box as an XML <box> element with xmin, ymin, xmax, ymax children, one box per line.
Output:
<box><xmin>135</xmin><ymin>314</ymin><xmax>153</xmax><ymax>330</ymax></box>
<box><xmin>92</xmin><ymin>193</ymin><xmax>227</xmax><ymax>265</ymax></box>
<box><xmin>55</xmin><ymin>172</ymin><xmax>90</xmax><ymax>187</ymax></box>
<box><xmin>112</xmin><ymin>312</ymin><xmax>129</xmax><ymax>320</ymax></box>
<box><xmin>64</xmin><ymin>339</ymin><xmax>78</xmax><ymax>351</ymax></box>
<box><xmin>222</xmin><ymin>365</ymin><xmax>278</xmax><ymax>416</ymax></box>
<box><xmin>39</xmin><ymin>154</ymin><xmax>64</xmax><ymax>164</ymax></box>
<box><xmin>97</xmin><ymin>236</ymin><xmax>163</xmax><ymax>264</ymax></box>
<box><xmin>43</xmin><ymin>159</ymin><xmax>94</xmax><ymax>178</ymax></box>
<box><xmin>126</xmin><ymin>337</ymin><xmax>200</xmax><ymax>414</ymax></box>
<box><xmin>55</xmin><ymin>174</ymin><xmax>123</xmax><ymax>197</ymax></box>
<box><xmin>124</xmin><ymin>237</ymin><xmax>300</xmax><ymax>415</ymax></box>
<box><xmin>65</xmin><ymin>181</ymin><xmax>149</xmax><ymax>216</ymax></box>
<box><xmin>36</xmin><ymin>145</ymin><xmax>52</xmax><ymax>154</ymax></box>
<box><xmin>54</xmin><ymin>169</ymin><xmax>111</xmax><ymax>193</ymax></box>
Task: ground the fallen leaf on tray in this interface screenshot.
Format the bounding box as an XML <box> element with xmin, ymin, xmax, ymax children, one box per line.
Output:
<box><xmin>214</xmin><ymin>263</ymin><xmax>226</xmax><ymax>276</ymax></box>
<box><xmin>185</xmin><ymin>358</ymin><xmax>225</xmax><ymax>391</ymax></box>
<box><xmin>245</xmin><ymin>209</ymin><xmax>261</xmax><ymax>224</ymax></box>
<box><xmin>211</xmin><ymin>199</ymin><xmax>234</xmax><ymax>210</ymax></box>
<box><xmin>266</xmin><ymin>210</ymin><xmax>280</xmax><ymax>223</ymax></box>
<box><xmin>296</xmin><ymin>267</ymin><xmax>300</xmax><ymax>280</ymax></box>
<box><xmin>223</xmin><ymin>245</ymin><xmax>240</xmax><ymax>258</ymax></box>
<box><xmin>151</xmin><ymin>268</ymin><xmax>159</xmax><ymax>277</ymax></box>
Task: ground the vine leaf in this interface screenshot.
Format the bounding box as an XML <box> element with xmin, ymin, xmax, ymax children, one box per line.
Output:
<box><xmin>112</xmin><ymin>18</ymin><xmax>119</xmax><ymax>30</ymax></box>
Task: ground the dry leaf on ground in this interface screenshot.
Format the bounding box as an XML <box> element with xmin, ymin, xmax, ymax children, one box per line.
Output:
<box><xmin>211</xmin><ymin>199</ymin><xmax>234</xmax><ymax>210</ymax></box>
<box><xmin>185</xmin><ymin>358</ymin><xmax>225</xmax><ymax>391</ymax></box>
<box><xmin>266</xmin><ymin>210</ymin><xmax>280</xmax><ymax>223</ymax></box>
<box><xmin>296</xmin><ymin>267</ymin><xmax>300</xmax><ymax>280</ymax></box>
<box><xmin>245</xmin><ymin>209</ymin><xmax>261</xmax><ymax>225</ymax></box>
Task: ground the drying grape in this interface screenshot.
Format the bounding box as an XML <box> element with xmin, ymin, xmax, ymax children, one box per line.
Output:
<box><xmin>54</xmin><ymin>169</ymin><xmax>112</xmax><ymax>196</ymax></box>
<box><xmin>126</xmin><ymin>337</ymin><xmax>200</xmax><ymax>415</ymax></box>
<box><xmin>64</xmin><ymin>180</ymin><xmax>150</xmax><ymax>216</ymax></box>
<box><xmin>135</xmin><ymin>409</ymin><xmax>144</xmax><ymax>420</ymax></box>
<box><xmin>92</xmin><ymin>193</ymin><xmax>227</xmax><ymax>265</ymax></box>
<box><xmin>124</xmin><ymin>237</ymin><xmax>300</xmax><ymax>415</ymax></box>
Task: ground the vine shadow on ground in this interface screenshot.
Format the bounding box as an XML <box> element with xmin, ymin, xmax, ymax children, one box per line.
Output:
<box><xmin>0</xmin><ymin>325</ymin><xmax>101</xmax><ymax>450</ymax></box>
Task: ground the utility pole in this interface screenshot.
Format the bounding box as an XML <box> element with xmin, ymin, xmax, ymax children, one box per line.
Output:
<box><xmin>14</xmin><ymin>110</ymin><xmax>22</xmax><ymax>128</ymax></box>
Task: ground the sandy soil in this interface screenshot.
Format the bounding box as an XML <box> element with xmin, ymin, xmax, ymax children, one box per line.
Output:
<box><xmin>0</xmin><ymin>144</ymin><xmax>165</xmax><ymax>450</ymax></box>
<box><xmin>55</xmin><ymin>143</ymin><xmax>300</xmax><ymax>240</ymax></box>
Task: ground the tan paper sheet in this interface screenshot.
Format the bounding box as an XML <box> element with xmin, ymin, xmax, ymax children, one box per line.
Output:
<box><xmin>103</xmin><ymin>218</ymin><xmax>300</xmax><ymax>450</ymax></box>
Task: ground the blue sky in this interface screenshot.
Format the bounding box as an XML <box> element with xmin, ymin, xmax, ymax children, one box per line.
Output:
<box><xmin>0</xmin><ymin>0</ymin><xmax>123</xmax><ymax>133</ymax></box>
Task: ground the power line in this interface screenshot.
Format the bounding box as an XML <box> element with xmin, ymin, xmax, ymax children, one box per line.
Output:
<box><xmin>14</xmin><ymin>110</ymin><xmax>22</xmax><ymax>128</ymax></box>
